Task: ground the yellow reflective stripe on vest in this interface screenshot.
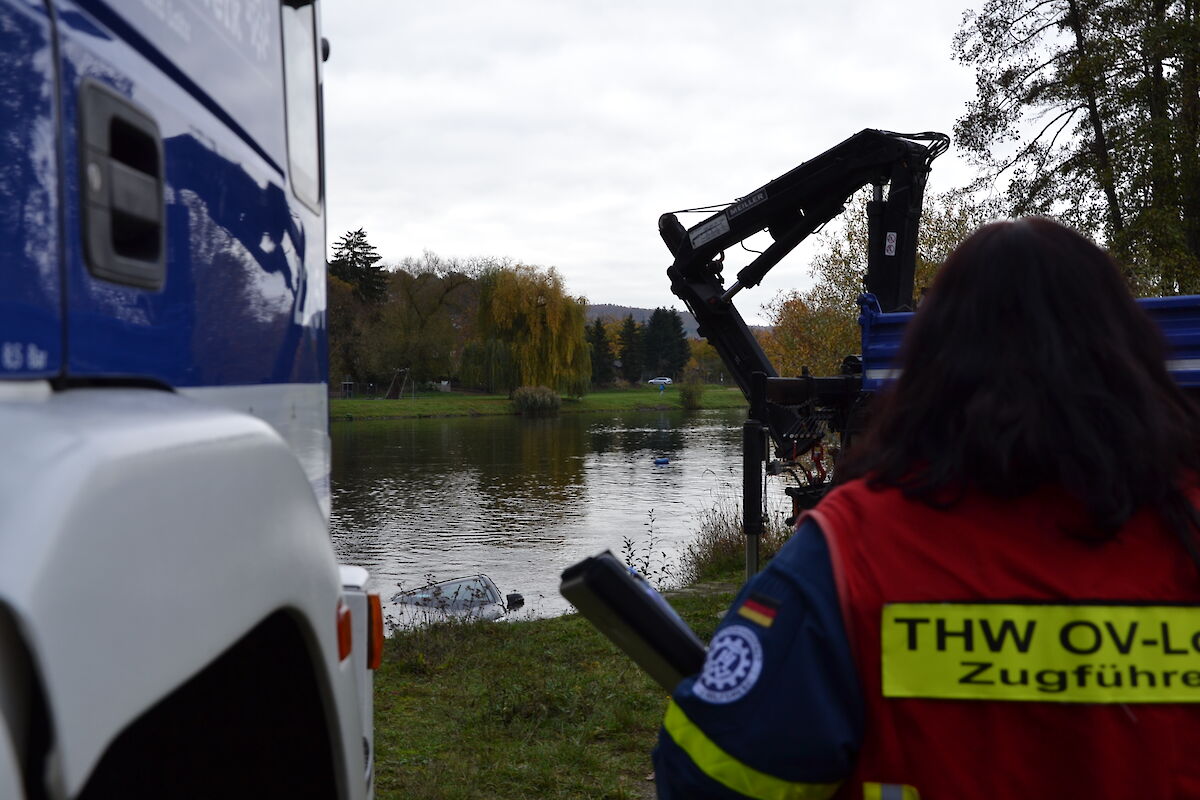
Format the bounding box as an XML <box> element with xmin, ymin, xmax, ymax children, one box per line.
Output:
<box><xmin>663</xmin><ymin>701</ymin><xmax>841</xmax><ymax>800</ymax></box>
<box><xmin>862</xmin><ymin>783</ymin><xmax>921</xmax><ymax>800</ymax></box>
<box><xmin>883</xmin><ymin>603</ymin><xmax>1200</xmax><ymax>703</ymax></box>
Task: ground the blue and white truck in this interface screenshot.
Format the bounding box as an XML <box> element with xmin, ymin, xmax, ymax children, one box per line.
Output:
<box><xmin>0</xmin><ymin>1</ymin><xmax>379</xmax><ymax>797</ymax></box>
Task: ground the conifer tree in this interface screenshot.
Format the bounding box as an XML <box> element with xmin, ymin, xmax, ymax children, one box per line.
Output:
<box><xmin>642</xmin><ymin>308</ymin><xmax>689</xmax><ymax>379</ymax></box>
<box><xmin>330</xmin><ymin>228</ymin><xmax>389</xmax><ymax>304</ymax></box>
<box><xmin>587</xmin><ymin>318</ymin><xmax>615</xmax><ymax>386</ymax></box>
<box><xmin>617</xmin><ymin>315</ymin><xmax>643</xmax><ymax>383</ymax></box>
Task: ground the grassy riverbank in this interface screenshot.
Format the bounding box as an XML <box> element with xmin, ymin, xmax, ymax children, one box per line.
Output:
<box><xmin>330</xmin><ymin>384</ymin><xmax>746</xmax><ymax>421</ymax></box>
<box><xmin>372</xmin><ymin>575</ymin><xmax>738</xmax><ymax>800</ymax></box>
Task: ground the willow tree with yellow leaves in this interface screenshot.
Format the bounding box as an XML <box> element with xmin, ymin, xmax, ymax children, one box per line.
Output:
<box><xmin>473</xmin><ymin>263</ymin><xmax>591</xmax><ymax>396</ymax></box>
<box><xmin>761</xmin><ymin>189</ymin><xmax>999</xmax><ymax>376</ymax></box>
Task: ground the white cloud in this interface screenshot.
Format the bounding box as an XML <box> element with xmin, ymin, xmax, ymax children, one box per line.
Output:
<box><xmin>322</xmin><ymin>0</ymin><xmax>980</xmax><ymax>323</ymax></box>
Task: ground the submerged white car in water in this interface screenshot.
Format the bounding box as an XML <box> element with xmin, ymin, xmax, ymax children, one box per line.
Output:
<box><xmin>390</xmin><ymin>575</ymin><xmax>524</xmax><ymax>627</ymax></box>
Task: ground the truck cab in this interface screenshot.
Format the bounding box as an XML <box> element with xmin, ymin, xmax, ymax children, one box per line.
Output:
<box><xmin>0</xmin><ymin>1</ymin><xmax>377</xmax><ymax>797</ymax></box>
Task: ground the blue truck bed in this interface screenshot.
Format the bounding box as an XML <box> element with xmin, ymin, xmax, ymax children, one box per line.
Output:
<box><xmin>859</xmin><ymin>293</ymin><xmax>1200</xmax><ymax>391</ymax></box>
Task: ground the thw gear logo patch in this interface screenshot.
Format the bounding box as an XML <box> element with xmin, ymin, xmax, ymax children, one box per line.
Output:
<box><xmin>694</xmin><ymin>625</ymin><xmax>763</xmax><ymax>704</ymax></box>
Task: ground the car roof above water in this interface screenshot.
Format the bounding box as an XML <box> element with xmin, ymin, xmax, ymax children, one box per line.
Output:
<box><xmin>393</xmin><ymin>575</ymin><xmax>502</xmax><ymax>610</ymax></box>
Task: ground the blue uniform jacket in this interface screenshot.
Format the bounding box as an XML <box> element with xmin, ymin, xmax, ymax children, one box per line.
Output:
<box><xmin>654</xmin><ymin>521</ymin><xmax>864</xmax><ymax>799</ymax></box>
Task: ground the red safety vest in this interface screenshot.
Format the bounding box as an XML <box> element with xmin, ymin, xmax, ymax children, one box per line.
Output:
<box><xmin>805</xmin><ymin>479</ymin><xmax>1200</xmax><ymax>800</ymax></box>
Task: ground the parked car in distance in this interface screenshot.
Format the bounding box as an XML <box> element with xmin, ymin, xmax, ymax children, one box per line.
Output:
<box><xmin>648</xmin><ymin>377</ymin><xmax>673</xmax><ymax>385</ymax></box>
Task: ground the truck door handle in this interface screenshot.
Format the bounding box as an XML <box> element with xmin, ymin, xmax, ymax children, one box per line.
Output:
<box><xmin>79</xmin><ymin>80</ymin><xmax>166</xmax><ymax>290</ymax></box>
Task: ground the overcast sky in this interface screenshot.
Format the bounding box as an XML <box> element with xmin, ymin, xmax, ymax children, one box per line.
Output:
<box><xmin>322</xmin><ymin>0</ymin><xmax>981</xmax><ymax>324</ymax></box>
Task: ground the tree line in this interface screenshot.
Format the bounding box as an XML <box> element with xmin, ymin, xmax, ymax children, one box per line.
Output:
<box><xmin>585</xmin><ymin>308</ymin><xmax>692</xmax><ymax>386</ymax></box>
<box><xmin>328</xmin><ymin>229</ymin><xmax>695</xmax><ymax>395</ymax></box>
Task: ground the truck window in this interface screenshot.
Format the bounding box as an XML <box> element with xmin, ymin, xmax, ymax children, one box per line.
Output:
<box><xmin>281</xmin><ymin>2</ymin><xmax>321</xmax><ymax>208</ymax></box>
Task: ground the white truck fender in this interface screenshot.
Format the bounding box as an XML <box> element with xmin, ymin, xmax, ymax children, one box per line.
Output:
<box><xmin>0</xmin><ymin>386</ymin><xmax>367</xmax><ymax>798</ymax></box>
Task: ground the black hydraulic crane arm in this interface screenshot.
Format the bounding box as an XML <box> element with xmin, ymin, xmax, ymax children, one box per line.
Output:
<box><xmin>659</xmin><ymin>129</ymin><xmax>948</xmax><ymax>458</ymax></box>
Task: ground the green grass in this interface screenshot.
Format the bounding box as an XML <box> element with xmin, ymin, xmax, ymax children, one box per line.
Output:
<box><xmin>373</xmin><ymin>577</ymin><xmax>740</xmax><ymax>800</ymax></box>
<box><xmin>331</xmin><ymin>385</ymin><xmax>746</xmax><ymax>421</ymax></box>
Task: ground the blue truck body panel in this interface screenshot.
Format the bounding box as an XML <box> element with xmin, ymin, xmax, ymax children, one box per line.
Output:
<box><xmin>3</xmin><ymin>0</ymin><xmax>326</xmax><ymax>389</ymax></box>
<box><xmin>1141</xmin><ymin>294</ymin><xmax>1200</xmax><ymax>388</ymax></box>
<box><xmin>0</xmin><ymin>0</ymin><xmax>63</xmax><ymax>379</ymax></box>
<box><xmin>860</xmin><ymin>293</ymin><xmax>1200</xmax><ymax>390</ymax></box>
<box><xmin>2</xmin><ymin>0</ymin><xmax>332</xmax><ymax>508</ymax></box>
<box><xmin>71</xmin><ymin>0</ymin><xmax>290</xmax><ymax>171</ymax></box>
<box><xmin>55</xmin><ymin>0</ymin><xmax>326</xmax><ymax>387</ymax></box>
<box><xmin>858</xmin><ymin>296</ymin><xmax>910</xmax><ymax>392</ymax></box>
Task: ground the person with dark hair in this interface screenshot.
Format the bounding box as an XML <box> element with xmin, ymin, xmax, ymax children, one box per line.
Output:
<box><xmin>654</xmin><ymin>217</ymin><xmax>1200</xmax><ymax>800</ymax></box>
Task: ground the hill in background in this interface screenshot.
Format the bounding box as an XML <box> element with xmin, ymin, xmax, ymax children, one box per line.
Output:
<box><xmin>587</xmin><ymin>304</ymin><xmax>700</xmax><ymax>338</ymax></box>
<box><xmin>587</xmin><ymin>303</ymin><xmax>771</xmax><ymax>338</ymax></box>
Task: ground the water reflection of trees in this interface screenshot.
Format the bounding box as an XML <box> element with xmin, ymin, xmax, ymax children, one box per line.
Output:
<box><xmin>328</xmin><ymin>410</ymin><xmax>748</xmax><ymax>557</ymax></box>
<box><xmin>329</xmin><ymin>409</ymin><xmax>758</xmax><ymax>615</ymax></box>
<box><xmin>587</xmin><ymin>411</ymin><xmax>687</xmax><ymax>456</ymax></box>
<box><xmin>330</xmin><ymin>415</ymin><xmax>590</xmax><ymax>546</ymax></box>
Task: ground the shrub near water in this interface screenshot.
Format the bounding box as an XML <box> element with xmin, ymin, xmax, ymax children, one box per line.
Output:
<box><xmin>678</xmin><ymin>377</ymin><xmax>705</xmax><ymax>410</ymax></box>
<box><xmin>510</xmin><ymin>385</ymin><xmax>561</xmax><ymax>416</ymax></box>
<box><xmin>677</xmin><ymin>497</ymin><xmax>792</xmax><ymax>584</ymax></box>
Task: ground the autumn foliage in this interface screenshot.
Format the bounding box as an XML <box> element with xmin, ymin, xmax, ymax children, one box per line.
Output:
<box><xmin>476</xmin><ymin>264</ymin><xmax>591</xmax><ymax>397</ymax></box>
<box><xmin>761</xmin><ymin>189</ymin><xmax>999</xmax><ymax>377</ymax></box>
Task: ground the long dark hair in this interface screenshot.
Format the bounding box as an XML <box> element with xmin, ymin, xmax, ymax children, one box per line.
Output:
<box><xmin>837</xmin><ymin>217</ymin><xmax>1200</xmax><ymax>554</ymax></box>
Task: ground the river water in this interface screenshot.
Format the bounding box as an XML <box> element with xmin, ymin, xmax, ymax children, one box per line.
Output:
<box><xmin>328</xmin><ymin>408</ymin><xmax>786</xmax><ymax>618</ymax></box>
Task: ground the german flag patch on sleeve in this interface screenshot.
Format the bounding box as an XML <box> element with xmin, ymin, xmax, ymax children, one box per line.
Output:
<box><xmin>736</xmin><ymin>593</ymin><xmax>780</xmax><ymax>628</ymax></box>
